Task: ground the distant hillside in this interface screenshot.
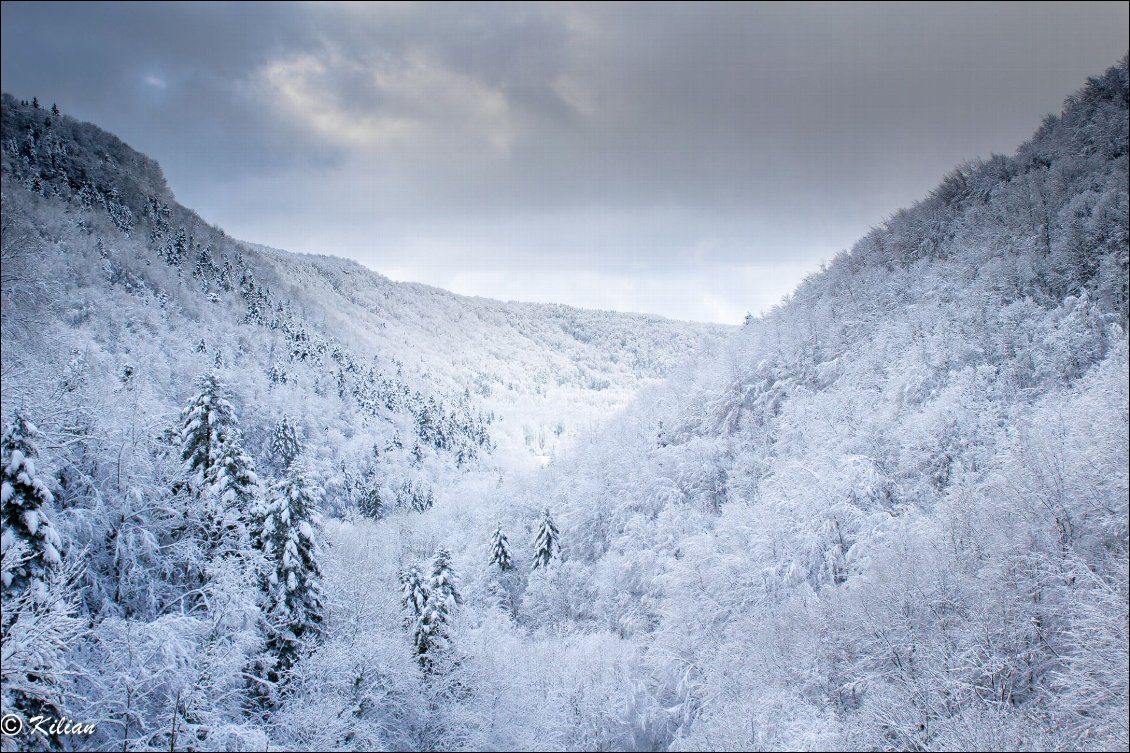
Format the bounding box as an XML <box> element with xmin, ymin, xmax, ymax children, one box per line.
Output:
<box><xmin>1</xmin><ymin>91</ymin><xmax>727</xmax><ymax>513</ymax></box>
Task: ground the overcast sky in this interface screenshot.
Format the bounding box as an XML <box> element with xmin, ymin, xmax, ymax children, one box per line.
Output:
<box><xmin>3</xmin><ymin>2</ymin><xmax>1127</xmax><ymax>323</ymax></box>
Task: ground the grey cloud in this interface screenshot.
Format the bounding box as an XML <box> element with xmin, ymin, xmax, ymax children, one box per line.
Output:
<box><xmin>2</xmin><ymin>2</ymin><xmax>1127</xmax><ymax>322</ymax></box>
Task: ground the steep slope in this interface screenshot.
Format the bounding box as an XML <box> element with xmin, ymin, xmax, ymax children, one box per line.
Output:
<box><xmin>495</xmin><ymin>57</ymin><xmax>1128</xmax><ymax>750</ymax></box>
<box><xmin>1</xmin><ymin>91</ymin><xmax>726</xmax><ymax>506</ymax></box>
<box><xmin>0</xmin><ymin>92</ymin><xmax>726</xmax><ymax>752</ymax></box>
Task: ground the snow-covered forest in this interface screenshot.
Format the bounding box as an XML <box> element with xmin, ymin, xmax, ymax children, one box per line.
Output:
<box><xmin>1</xmin><ymin>54</ymin><xmax>1127</xmax><ymax>752</ymax></box>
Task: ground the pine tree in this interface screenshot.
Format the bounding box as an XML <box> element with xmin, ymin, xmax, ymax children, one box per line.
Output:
<box><xmin>259</xmin><ymin>467</ymin><xmax>325</xmax><ymax>684</ymax></box>
<box><xmin>412</xmin><ymin>547</ymin><xmax>460</xmax><ymax>669</ymax></box>
<box><xmin>357</xmin><ymin>476</ymin><xmax>383</xmax><ymax>520</ymax></box>
<box><xmin>428</xmin><ymin>547</ymin><xmax>460</xmax><ymax>613</ymax></box>
<box><xmin>178</xmin><ymin>373</ymin><xmax>260</xmax><ymax>558</ymax></box>
<box><xmin>166</xmin><ymin>226</ymin><xmax>188</xmax><ymax>267</ymax></box>
<box><xmin>399</xmin><ymin>565</ymin><xmax>428</xmax><ymax>626</ymax></box>
<box><xmin>488</xmin><ymin>524</ymin><xmax>513</xmax><ymax>571</ymax></box>
<box><xmin>207</xmin><ymin>429</ymin><xmax>261</xmax><ymax>556</ymax></box>
<box><xmin>268</xmin><ymin>415</ymin><xmax>301</xmax><ymax>471</ymax></box>
<box><xmin>531</xmin><ymin>508</ymin><xmax>560</xmax><ymax>570</ymax></box>
<box><xmin>0</xmin><ymin>414</ymin><xmax>63</xmax><ymax>602</ymax></box>
<box><xmin>180</xmin><ymin>373</ymin><xmax>235</xmax><ymax>492</ymax></box>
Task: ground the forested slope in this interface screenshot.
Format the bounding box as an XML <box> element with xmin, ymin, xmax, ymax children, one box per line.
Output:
<box><xmin>520</xmin><ymin>56</ymin><xmax>1129</xmax><ymax>751</ymax></box>
<box><xmin>0</xmin><ymin>91</ymin><xmax>720</xmax><ymax>750</ymax></box>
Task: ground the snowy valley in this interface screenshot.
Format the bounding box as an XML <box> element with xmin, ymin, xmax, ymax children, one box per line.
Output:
<box><xmin>2</xmin><ymin>56</ymin><xmax>1128</xmax><ymax>752</ymax></box>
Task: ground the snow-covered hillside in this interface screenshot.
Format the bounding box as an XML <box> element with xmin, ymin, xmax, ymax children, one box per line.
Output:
<box><xmin>505</xmin><ymin>57</ymin><xmax>1129</xmax><ymax>750</ymax></box>
<box><xmin>1</xmin><ymin>89</ymin><xmax>726</xmax><ymax>505</ymax></box>
<box><xmin>1</xmin><ymin>56</ymin><xmax>1126</xmax><ymax>753</ymax></box>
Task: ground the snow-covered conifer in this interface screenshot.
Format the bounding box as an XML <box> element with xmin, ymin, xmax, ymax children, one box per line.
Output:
<box><xmin>399</xmin><ymin>565</ymin><xmax>428</xmax><ymax>625</ymax></box>
<box><xmin>268</xmin><ymin>415</ymin><xmax>301</xmax><ymax>471</ymax></box>
<box><xmin>531</xmin><ymin>508</ymin><xmax>560</xmax><ymax>570</ymax></box>
<box><xmin>488</xmin><ymin>524</ymin><xmax>513</xmax><ymax>571</ymax></box>
<box><xmin>411</xmin><ymin>547</ymin><xmax>460</xmax><ymax>668</ymax></box>
<box><xmin>428</xmin><ymin>547</ymin><xmax>460</xmax><ymax>613</ymax></box>
<box><xmin>357</xmin><ymin>477</ymin><xmax>384</xmax><ymax>520</ymax></box>
<box><xmin>0</xmin><ymin>413</ymin><xmax>63</xmax><ymax>602</ymax></box>
<box><xmin>259</xmin><ymin>467</ymin><xmax>325</xmax><ymax>682</ymax></box>
<box><xmin>178</xmin><ymin>373</ymin><xmax>260</xmax><ymax>557</ymax></box>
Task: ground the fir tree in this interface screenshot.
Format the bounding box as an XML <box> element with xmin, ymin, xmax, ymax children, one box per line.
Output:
<box><xmin>488</xmin><ymin>524</ymin><xmax>513</xmax><ymax>571</ymax></box>
<box><xmin>428</xmin><ymin>547</ymin><xmax>460</xmax><ymax>612</ymax></box>
<box><xmin>531</xmin><ymin>508</ymin><xmax>560</xmax><ymax>570</ymax></box>
<box><xmin>412</xmin><ymin>547</ymin><xmax>460</xmax><ymax>669</ymax></box>
<box><xmin>207</xmin><ymin>429</ymin><xmax>261</xmax><ymax>556</ymax></box>
<box><xmin>259</xmin><ymin>467</ymin><xmax>325</xmax><ymax>685</ymax></box>
<box><xmin>0</xmin><ymin>414</ymin><xmax>63</xmax><ymax>602</ymax></box>
<box><xmin>268</xmin><ymin>415</ymin><xmax>301</xmax><ymax>471</ymax></box>
<box><xmin>357</xmin><ymin>476</ymin><xmax>384</xmax><ymax>520</ymax></box>
<box><xmin>399</xmin><ymin>565</ymin><xmax>428</xmax><ymax>626</ymax></box>
<box><xmin>180</xmin><ymin>372</ymin><xmax>237</xmax><ymax>491</ymax></box>
<box><xmin>178</xmin><ymin>373</ymin><xmax>260</xmax><ymax>558</ymax></box>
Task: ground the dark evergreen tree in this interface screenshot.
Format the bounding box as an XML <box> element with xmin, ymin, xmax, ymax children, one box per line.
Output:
<box><xmin>268</xmin><ymin>415</ymin><xmax>301</xmax><ymax>471</ymax></box>
<box><xmin>356</xmin><ymin>475</ymin><xmax>384</xmax><ymax>520</ymax></box>
<box><xmin>412</xmin><ymin>547</ymin><xmax>460</xmax><ymax>669</ymax></box>
<box><xmin>178</xmin><ymin>373</ymin><xmax>260</xmax><ymax>559</ymax></box>
<box><xmin>531</xmin><ymin>508</ymin><xmax>560</xmax><ymax>570</ymax></box>
<box><xmin>488</xmin><ymin>524</ymin><xmax>513</xmax><ymax>571</ymax></box>
<box><xmin>0</xmin><ymin>414</ymin><xmax>63</xmax><ymax>601</ymax></box>
<box><xmin>180</xmin><ymin>373</ymin><xmax>237</xmax><ymax>493</ymax></box>
<box><xmin>428</xmin><ymin>547</ymin><xmax>460</xmax><ymax>612</ymax></box>
<box><xmin>399</xmin><ymin>565</ymin><xmax>428</xmax><ymax>627</ymax></box>
<box><xmin>259</xmin><ymin>467</ymin><xmax>325</xmax><ymax>686</ymax></box>
<box><xmin>0</xmin><ymin>416</ymin><xmax>68</xmax><ymax>750</ymax></box>
<box><xmin>207</xmin><ymin>428</ymin><xmax>261</xmax><ymax>556</ymax></box>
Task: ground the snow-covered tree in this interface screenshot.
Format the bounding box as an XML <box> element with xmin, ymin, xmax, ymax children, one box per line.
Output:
<box><xmin>411</xmin><ymin>548</ymin><xmax>460</xmax><ymax>669</ymax></box>
<box><xmin>488</xmin><ymin>524</ymin><xmax>513</xmax><ymax>571</ymax></box>
<box><xmin>180</xmin><ymin>373</ymin><xmax>237</xmax><ymax>494</ymax></box>
<box><xmin>259</xmin><ymin>467</ymin><xmax>325</xmax><ymax>686</ymax></box>
<box><xmin>428</xmin><ymin>547</ymin><xmax>460</xmax><ymax>614</ymax></box>
<box><xmin>1</xmin><ymin>544</ymin><xmax>83</xmax><ymax>752</ymax></box>
<box><xmin>178</xmin><ymin>373</ymin><xmax>261</xmax><ymax>558</ymax></box>
<box><xmin>0</xmin><ymin>413</ymin><xmax>63</xmax><ymax>602</ymax></box>
<box><xmin>399</xmin><ymin>565</ymin><xmax>428</xmax><ymax>626</ymax></box>
<box><xmin>531</xmin><ymin>508</ymin><xmax>560</xmax><ymax>571</ymax></box>
<box><xmin>357</xmin><ymin>476</ymin><xmax>384</xmax><ymax>520</ymax></box>
<box><xmin>268</xmin><ymin>414</ymin><xmax>301</xmax><ymax>471</ymax></box>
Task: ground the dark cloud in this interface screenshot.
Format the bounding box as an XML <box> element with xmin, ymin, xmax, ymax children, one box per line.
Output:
<box><xmin>3</xmin><ymin>1</ymin><xmax>1127</xmax><ymax>322</ymax></box>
